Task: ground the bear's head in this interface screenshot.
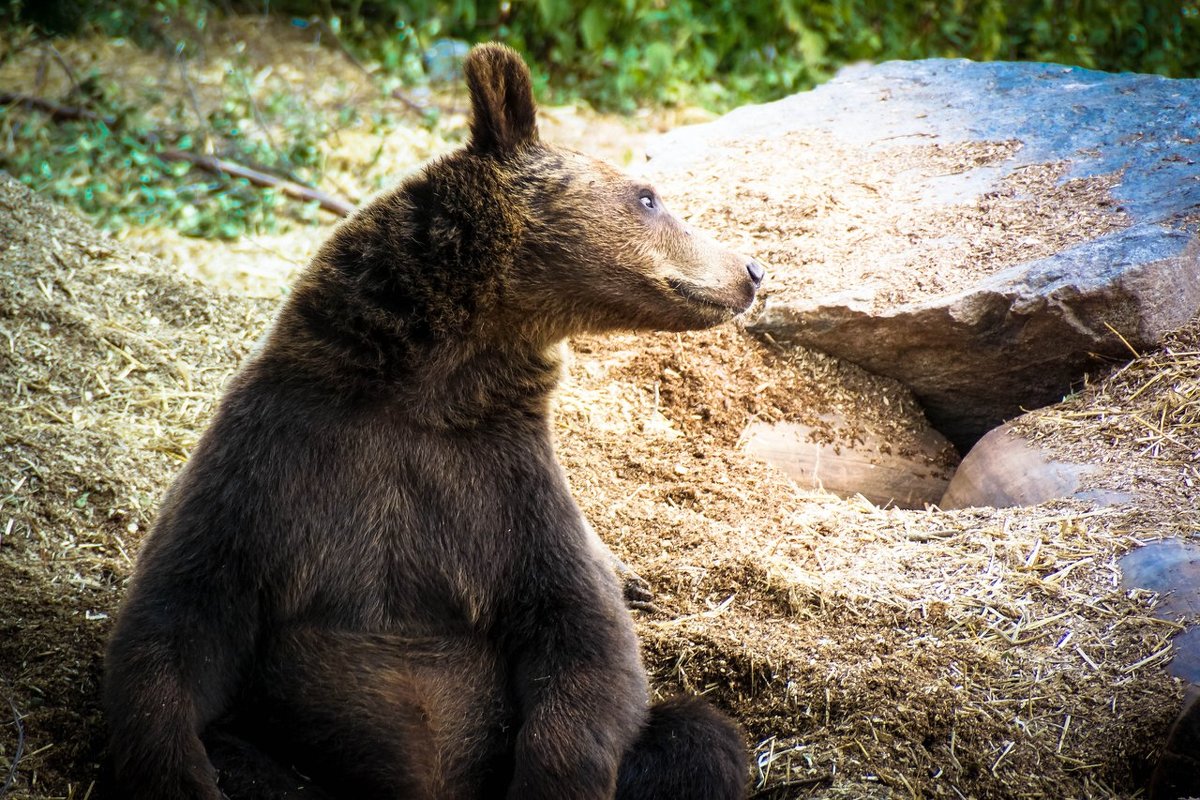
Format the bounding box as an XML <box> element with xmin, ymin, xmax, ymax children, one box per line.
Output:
<box><xmin>305</xmin><ymin>44</ymin><xmax>763</xmax><ymax>355</ymax></box>
<box><xmin>463</xmin><ymin>44</ymin><xmax>764</xmax><ymax>340</ymax></box>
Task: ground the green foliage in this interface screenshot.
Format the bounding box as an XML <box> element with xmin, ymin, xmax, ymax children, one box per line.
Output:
<box><xmin>11</xmin><ymin>1</ymin><xmax>1195</xmax><ymax>111</ymax></box>
<box><xmin>0</xmin><ymin>71</ymin><xmax>328</xmax><ymax>238</ymax></box>
<box><xmin>278</xmin><ymin>0</ymin><xmax>1200</xmax><ymax>111</ymax></box>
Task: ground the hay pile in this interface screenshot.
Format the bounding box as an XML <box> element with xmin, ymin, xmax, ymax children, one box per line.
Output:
<box><xmin>560</xmin><ymin>337</ymin><xmax>1191</xmax><ymax>798</ymax></box>
<box><xmin>0</xmin><ymin>175</ymin><xmax>1193</xmax><ymax>799</ymax></box>
<box><xmin>0</xmin><ymin>174</ymin><xmax>270</xmax><ymax>797</ymax></box>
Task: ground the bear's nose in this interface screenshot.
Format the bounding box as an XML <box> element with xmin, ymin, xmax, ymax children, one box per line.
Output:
<box><xmin>746</xmin><ymin>260</ymin><xmax>765</xmax><ymax>287</ymax></box>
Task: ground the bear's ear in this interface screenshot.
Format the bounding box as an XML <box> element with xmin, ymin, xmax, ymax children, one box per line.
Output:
<box><xmin>464</xmin><ymin>43</ymin><xmax>539</xmax><ymax>156</ymax></box>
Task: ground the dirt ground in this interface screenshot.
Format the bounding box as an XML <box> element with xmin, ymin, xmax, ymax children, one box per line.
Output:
<box><xmin>2</xmin><ymin>19</ymin><xmax>1198</xmax><ymax>800</ymax></box>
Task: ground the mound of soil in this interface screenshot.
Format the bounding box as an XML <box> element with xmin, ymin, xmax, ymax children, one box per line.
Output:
<box><xmin>0</xmin><ymin>175</ymin><xmax>1190</xmax><ymax>799</ymax></box>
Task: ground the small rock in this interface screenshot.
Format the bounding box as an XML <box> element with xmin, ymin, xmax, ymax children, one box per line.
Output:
<box><xmin>423</xmin><ymin>39</ymin><xmax>471</xmax><ymax>83</ymax></box>
<box><xmin>1120</xmin><ymin>540</ymin><xmax>1200</xmax><ymax>684</ymax></box>
<box><xmin>742</xmin><ymin>417</ymin><xmax>955</xmax><ymax>509</ymax></box>
<box><xmin>940</xmin><ymin>423</ymin><xmax>1097</xmax><ymax>509</ymax></box>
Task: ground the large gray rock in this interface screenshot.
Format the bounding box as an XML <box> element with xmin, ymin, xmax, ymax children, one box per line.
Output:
<box><xmin>647</xmin><ymin>60</ymin><xmax>1200</xmax><ymax>449</ymax></box>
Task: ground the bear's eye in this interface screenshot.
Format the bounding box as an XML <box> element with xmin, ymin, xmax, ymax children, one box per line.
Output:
<box><xmin>638</xmin><ymin>191</ymin><xmax>656</xmax><ymax>211</ymax></box>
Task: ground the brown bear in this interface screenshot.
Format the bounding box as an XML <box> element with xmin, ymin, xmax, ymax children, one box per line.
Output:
<box><xmin>103</xmin><ymin>43</ymin><xmax>763</xmax><ymax>800</ymax></box>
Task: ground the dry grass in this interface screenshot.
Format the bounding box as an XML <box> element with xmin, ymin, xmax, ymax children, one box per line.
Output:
<box><xmin>0</xmin><ymin>174</ymin><xmax>270</xmax><ymax>798</ymax></box>
<box><xmin>4</xmin><ymin>17</ymin><xmax>1194</xmax><ymax>800</ymax></box>
<box><xmin>559</xmin><ymin>333</ymin><xmax>1191</xmax><ymax>798</ymax></box>
<box><xmin>1</xmin><ymin>174</ymin><xmax>1196</xmax><ymax>800</ymax></box>
<box><xmin>1019</xmin><ymin>305</ymin><xmax>1200</xmax><ymax>511</ymax></box>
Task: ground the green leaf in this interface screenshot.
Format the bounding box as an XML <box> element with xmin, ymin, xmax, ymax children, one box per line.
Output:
<box><xmin>580</xmin><ymin>5</ymin><xmax>610</xmax><ymax>51</ymax></box>
<box><xmin>644</xmin><ymin>41</ymin><xmax>674</xmax><ymax>78</ymax></box>
<box><xmin>536</xmin><ymin>0</ymin><xmax>569</xmax><ymax>27</ymax></box>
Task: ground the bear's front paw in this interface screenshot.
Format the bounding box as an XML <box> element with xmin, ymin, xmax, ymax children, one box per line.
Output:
<box><xmin>617</xmin><ymin>565</ymin><xmax>658</xmax><ymax>614</ymax></box>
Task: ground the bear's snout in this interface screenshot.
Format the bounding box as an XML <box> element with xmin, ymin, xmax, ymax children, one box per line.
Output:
<box><xmin>747</xmin><ymin>260</ymin><xmax>765</xmax><ymax>288</ymax></box>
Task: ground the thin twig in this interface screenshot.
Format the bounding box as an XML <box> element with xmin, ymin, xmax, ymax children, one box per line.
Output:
<box><xmin>160</xmin><ymin>149</ymin><xmax>354</xmax><ymax>216</ymax></box>
<box><xmin>1103</xmin><ymin>321</ymin><xmax>1142</xmax><ymax>359</ymax></box>
<box><xmin>302</xmin><ymin>15</ymin><xmax>460</xmax><ymax>117</ymax></box>
<box><xmin>175</xmin><ymin>44</ymin><xmax>213</xmax><ymax>155</ymax></box>
<box><xmin>42</xmin><ymin>42</ymin><xmax>80</xmax><ymax>96</ymax></box>
<box><xmin>313</xmin><ymin>18</ymin><xmax>372</xmax><ymax>77</ymax></box>
<box><xmin>0</xmin><ymin>92</ymin><xmax>114</xmax><ymax>124</ymax></box>
<box><xmin>32</xmin><ymin>45</ymin><xmax>48</xmax><ymax>96</ymax></box>
<box><xmin>389</xmin><ymin>87</ymin><xmax>468</xmax><ymax>117</ymax></box>
<box><xmin>390</xmin><ymin>87</ymin><xmax>431</xmax><ymax>115</ymax></box>
<box><xmin>236</xmin><ymin>69</ymin><xmax>283</xmax><ymax>170</ymax></box>
<box><xmin>1</xmin><ymin>694</ymin><xmax>26</xmax><ymax>797</ymax></box>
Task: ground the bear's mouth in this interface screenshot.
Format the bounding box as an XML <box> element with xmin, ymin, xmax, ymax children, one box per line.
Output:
<box><xmin>666</xmin><ymin>277</ymin><xmax>754</xmax><ymax>315</ymax></box>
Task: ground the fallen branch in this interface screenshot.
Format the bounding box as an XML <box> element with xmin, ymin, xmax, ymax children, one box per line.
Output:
<box><xmin>0</xmin><ymin>91</ymin><xmax>112</xmax><ymax>124</ymax></box>
<box><xmin>160</xmin><ymin>149</ymin><xmax>355</xmax><ymax>217</ymax></box>
<box><xmin>0</xmin><ymin>92</ymin><xmax>355</xmax><ymax>217</ymax></box>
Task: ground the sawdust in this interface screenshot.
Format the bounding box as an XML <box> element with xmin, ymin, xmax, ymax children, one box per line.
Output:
<box><xmin>652</xmin><ymin>131</ymin><xmax>1131</xmax><ymax>312</ymax></box>
<box><xmin>1</xmin><ymin>172</ymin><xmax>1190</xmax><ymax>800</ymax></box>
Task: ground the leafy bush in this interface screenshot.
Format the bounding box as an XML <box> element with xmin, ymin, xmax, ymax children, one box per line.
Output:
<box><xmin>7</xmin><ymin>0</ymin><xmax>1199</xmax><ymax>111</ymax></box>
<box><xmin>238</xmin><ymin>0</ymin><xmax>1195</xmax><ymax>110</ymax></box>
<box><xmin>266</xmin><ymin>0</ymin><xmax>1200</xmax><ymax>110</ymax></box>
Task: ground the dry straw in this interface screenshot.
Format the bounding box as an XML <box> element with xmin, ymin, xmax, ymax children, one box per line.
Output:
<box><xmin>1</xmin><ymin>173</ymin><xmax>1196</xmax><ymax>798</ymax></box>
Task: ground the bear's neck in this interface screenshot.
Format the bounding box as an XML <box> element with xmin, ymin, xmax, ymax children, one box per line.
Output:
<box><xmin>393</xmin><ymin>336</ymin><xmax>566</xmax><ymax>428</ymax></box>
<box><xmin>265</xmin><ymin>281</ymin><xmax>564</xmax><ymax>429</ymax></box>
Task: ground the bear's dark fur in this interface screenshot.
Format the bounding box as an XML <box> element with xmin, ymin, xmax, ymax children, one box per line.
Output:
<box><xmin>104</xmin><ymin>43</ymin><xmax>762</xmax><ymax>800</ymax></box>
